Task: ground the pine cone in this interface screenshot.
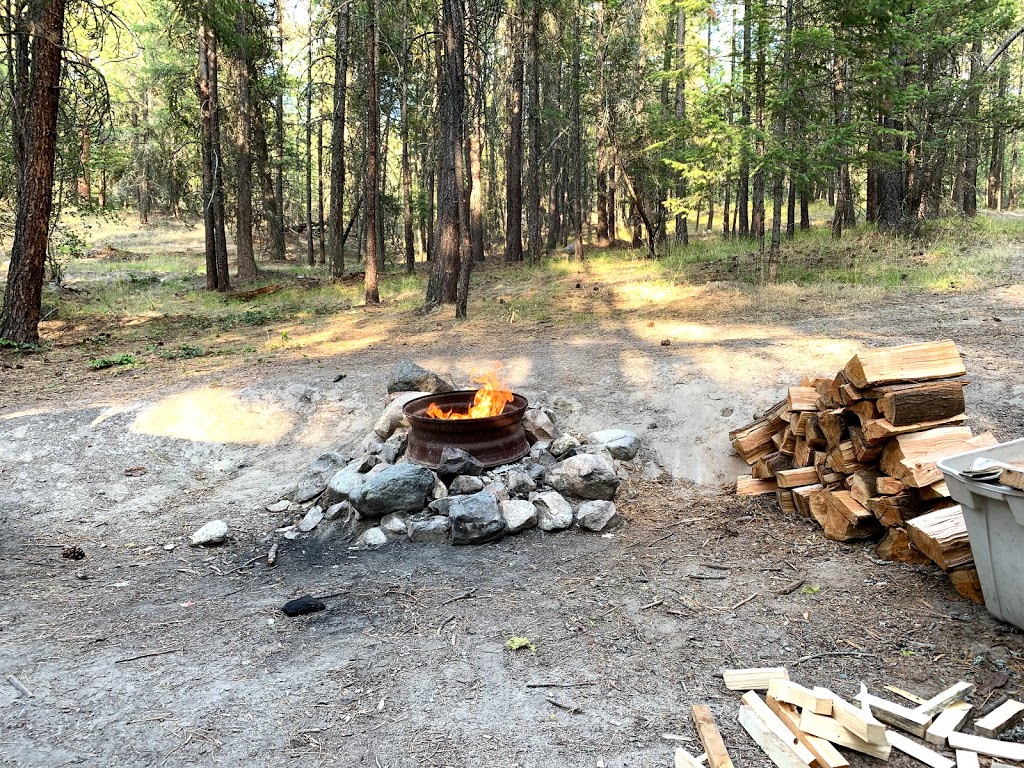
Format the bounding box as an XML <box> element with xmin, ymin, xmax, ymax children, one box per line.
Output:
<box><xmin>62</xmin><ymin>545</ymin><xmax>85</xmax><ymax>560</ymax></box>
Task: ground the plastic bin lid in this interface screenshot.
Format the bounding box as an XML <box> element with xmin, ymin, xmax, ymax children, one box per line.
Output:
<box><xmin>937</xmin><ymin>436</ymin><xmax>1024</xmax><ymax>500</ymax></box>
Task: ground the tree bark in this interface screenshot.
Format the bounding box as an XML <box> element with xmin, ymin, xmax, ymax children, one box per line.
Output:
<box><xmin>674</xmin><ymin>4</ymin><xmax>688</xmax><ymax>246</ymax></box>
<box><xmin>400</xmin><ymin>5</ymin><xmax>415</xmax><ymax>273</ymax></box>
<box><xmin>273</xmin><ymin>0</ymin><xmax>286</xmax><ymax>259</ymax></box>
<box><xmin>364</xmin><ymin>0</ymin><xmax>380</xmax><ymax>304</ymax></box>
<box><xmin>737</xmin><ymin>0</ymin><xmax>751</xmax><ymax>238</ymax></box>
<box><xmin>235</xmin><ymin>9</ymin><xmax>258</xmax><ymax>282</ymax></box>
<box><xmin>1</xmin><ymin>0</ymin><xmax>67</xmax><ymax>343</ymax></box>
<box><xmin>305</xmin><ymin>18</ymin><xmax>315</xmax><ymax>266</ymax></box>
<box><xmin>524</xmin><ymin>0</ymin><xmax>541</xmax><ymax>263</ymax></box>
<box><xmin>503</xmin><ymin>3</ymin><xmax>524</xmax><ymax>263</ymax></box>
<box><xmin>988</xmin><ymin>61</ymin><xmax>1008</xmax><ymax>210</ymax></box>
<box><xmin>327</xmin><ymin>2</ymin><xmax>350</xmax><ymax>276</ymax></box>
<box><xmin>197</xmin><ymin>24</ymin><xmax>230</xmax><ymax>292</ymax></box>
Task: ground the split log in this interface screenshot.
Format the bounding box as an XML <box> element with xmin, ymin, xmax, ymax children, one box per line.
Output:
<box><xmin>847</xmin><ymin>400</ymin><xmax>880</xmax><ymax>424</ymax></box>
<box><xmin>949</xmin><ymin>567</ymin><xmax>985</xmax><ymax>605</ymax></box>
<box><xmin>753</xmin><ymin>451</ymin><xmax>792</xmax><ymax>479</ymax></box>
<box><xmin>793</xmin><ymin>437</ymin><xmax>814</xmax><ymax>468</ymax></box>
<box><xmin>805</xmin><ymin>414</ymin><xmax>827</xmax><ymax>448</ymax></box>
<box><xmin>906</xmin><ymin>506</ymin><xmax>973</xmax><ymax>571</ymax></box>
<box><xmin>997</xmin><ymin>463</ymin><xmax>1024</xmax><ymax>491</ymax></box>
<box><xmin>791</xmin><ymin>484</ymin><xmax>822</xmax><ymax>519</ymax></box>
<box><xmin>843</xmin><ymin>339</ymin><xmax>966</xmax><ymax>388</ymax></box>
<box><xmin>777</xmin><ymin>467</ymin><xmax>822</xmax><ymax>489</ymax></box>
<box><xmin>876</xmin><ymin>476</ymin><xmax>906</xmax><ymax>495</ymax></box>
<box><xmin>737</xmin><ymin>476</ymin><xmax>779</xmax><ymax>496</ymax></box>
<box><xmin>875</xmin><ymin>527</ymin><xmax>932</xmax><ymax>565</ymax></box>
<box><xmin>776</xmin><ymin>489</ymin><xmax>796</xmax><ymax>515</ymax></box>
<box><xmin>849</xmin><ymin>470</ymin><xmax>884</xmax><ymax>505</ymax></box>
<box><xmin>731</xmin><ymin>400</ymin><xmax>788</xmax><ymax>461</ymax></box>
<box><xmin>822</xmin><ymin>491</ymin><xmax>882</xmax><ymax>541</ymax></box>
<box><xmin>878</xmin><ymin>381</ymin><xmax>967</xmax><ymax>427</ymax></box>
<box><xmin>818</xmin><ymin>409</ymin><xmax>849</xmax><ymax>449</ymax></box>
<box><xmin>788</xmin><ymin>387</ymin><xmax>819</xmax><ymax>412</ymax></box>
<box><xmin>849</xmin><ymin>426</ymin><xmax>884</xmax><ymax>462</ymax></box>
<box><xmin>864</xmin><ymin>491</ymin><xmax>928</xmax><ymax>527</ymax></box>
<box><xmin>880</xmin><ymin>427</ymin><xmax>989</xmax><ymax>488</ymax></box>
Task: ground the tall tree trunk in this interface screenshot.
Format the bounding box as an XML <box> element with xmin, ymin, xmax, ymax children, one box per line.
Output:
<box><xmin>1</xmin><ymin>0</ymin><xmax>67</xmax><ymax>342</ymax></box>
<box><xmin>962</xmin><ymin>38</ymin><xmax>983</xmax><ymax>217</ymax></box>
<box><xmin>198</xmin><ymin>24</ymin><xmax>229</xmax><ymax>292</ymax></box>
<box><xmin>571</xmin><ymin>8</ymin><xmax>583</xmax><ymax>260</ymax></box>
<box><xmin>364</xmin><ymin>0</ymin><xmax>380</xmax><ymax>303</ymax></box>
<box><xmin>751</xmin><ymin>1</ymin><xmax>766</xmax><ymax>250</ymax></box>
<box><xmin>235</xmin><ymin>10</ymin><xmax>258</xmax><ymax>282</ymax></box>
<box><xmin>524</xmin><ymin>0</ymin><xmax>541</xmax><ymax>263</ymax></box>
<box><xmin>988</xmin><ymin>61</ymin><xmax>1008</xmax><ymax>210</ymax></box>
<box><xmin>253</xmin><ymin>97</ymin><xmax>284</xmax><ymax>261</ymax></box>
<box><xmin>674</xmin><ymin>4</ymin><xmax>688</xmax><ymax>246</ymax></box>
<box><xmin>737</xmin><ymin>0</ymin><xmax>751</xmax><ymax>238</ymax></box>
<box><xmin>767</xmin><ymin>0</ymin><xmax>792</xmax><ymax>283</ymax></box>
<box><xmin>504</xmin><ymin>4</ymin><xmax>524</xmax><ymax>263</ymax></box>
<box><xmin>427</xmin><ymin>0</ymin><xmax>466</xmax><ymax>310</ymax></box>
<box><xmin>400</xmin><ymin>5</ymin><xmax>415</xmax><ymax>273</ymax></box>
<box><xmin>467</xmin><ymin>4</ymin><xmax>485</xmax><ymax>266</ymax></box>
<box><xmin>274</xmin><ymin>0</ymin><xmax>286</xmax><ymax>258</ymax></box>
<box><xmin>305</xmin><ymin>17</ymin><xmax>315</xmax><ymax>266</ymax></box>
<box><xmin>327</xmin><ymin>2</ymin><xmax>350</xmax><ymax>276</ymax></box>
<box><xmin>607</xmin><ymin>158</ymin><xmax>617</xmax><ymax>242</ymax></box>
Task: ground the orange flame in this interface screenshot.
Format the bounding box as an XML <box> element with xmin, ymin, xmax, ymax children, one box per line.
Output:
<box><xmin>426</xmin><ymin>365</ymin><xmax>514</xmax><ymax>420</ymax></box>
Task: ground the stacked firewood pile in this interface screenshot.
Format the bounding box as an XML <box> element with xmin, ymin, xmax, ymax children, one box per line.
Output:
<box><xmin>729</xmin><ymin>340</ymin><xmax>996</xmax><ymax>604</ymax></box>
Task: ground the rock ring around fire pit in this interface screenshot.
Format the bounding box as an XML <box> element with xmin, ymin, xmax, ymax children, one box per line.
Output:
<box><xmin>403</xmin><ymin>391</ymin><xmax>530</xmax><ymax>470</ymax></box>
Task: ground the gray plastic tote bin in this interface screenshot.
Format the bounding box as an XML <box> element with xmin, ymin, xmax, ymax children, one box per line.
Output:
<box><xmin>937</xmin><ymin>437</ymin><xmax>1024</xmax><ymax>630</ymax></box>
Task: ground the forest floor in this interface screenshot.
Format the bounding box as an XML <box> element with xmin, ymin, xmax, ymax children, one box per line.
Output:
<box><xmin>2</xmin><ymin>214</ymin><xmax>1024</xmax><ymax>767</ymax></box>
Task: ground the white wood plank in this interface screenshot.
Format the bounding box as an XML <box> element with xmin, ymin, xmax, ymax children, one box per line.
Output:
<box><xmin>947</xmin><ymin>731</ymin><xmax>1024</xmax><ymax>761</ymax></box>
<box><xmin>954</xmin><ymin>752</ymin><xmax>979</xmax><ymax>768</ymax></box>
<box><xmin>740</xmin><ymin>692</ymin><xmax>817</xmax><ymax>765</ymax></box>
<box><xmin>914</xmin><ymin>682</ymin><xmax>975</xmax><ymax>718</ymax></box>
<box><xmin>887</xmin><ymin>732</ymin><xmax>955</xmax><ymax>768</ymax></box>
<box><xmin>738</xmin><ymin>705</ymin><xmax>813</xmax><ymax>768</ymax></box>
<box><xmin>974</xmin><ymin>700</ymin><xmax>1024</xmax><ymax>738</ymax></box>
<box><xmin>926</xmin><ymin>703</ymin><xmax>973</xmax><ymax>746</ymax></box>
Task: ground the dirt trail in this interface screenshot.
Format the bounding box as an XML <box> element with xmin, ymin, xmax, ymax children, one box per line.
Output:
<box><xmin>2</xmin><ymin>279</ymin><xmax>1024</xmax><ymax>767</ymax></box>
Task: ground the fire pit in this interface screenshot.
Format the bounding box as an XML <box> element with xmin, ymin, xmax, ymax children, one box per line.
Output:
<box><xmin>403</xmin><ymin>390</ymin><xmax>530</xmax><ymax>469</ymax></box>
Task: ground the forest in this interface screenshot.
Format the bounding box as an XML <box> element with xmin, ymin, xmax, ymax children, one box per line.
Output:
<box><xmin>3</xmin><ymin>0</ymin><xmax>1024</xmax><ymax>343</ymax></box>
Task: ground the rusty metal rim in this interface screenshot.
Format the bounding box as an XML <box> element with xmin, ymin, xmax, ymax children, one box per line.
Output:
<box><xmin>403</xmin><ymin>391</ymin><xmax>527</xmax><ymax>425</ymax></box>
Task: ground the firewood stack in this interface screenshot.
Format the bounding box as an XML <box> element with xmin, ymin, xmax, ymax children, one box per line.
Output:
<box><xmin>729</xmin><ymin>340</ymin><xmax>996</xmax><ymax>604</ymax></box>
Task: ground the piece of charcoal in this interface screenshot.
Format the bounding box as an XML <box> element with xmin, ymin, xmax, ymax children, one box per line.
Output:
<box><xmin>281</xmin><ymin>595</ymin><xmax>326</xmax><ymax>617</ymax></box>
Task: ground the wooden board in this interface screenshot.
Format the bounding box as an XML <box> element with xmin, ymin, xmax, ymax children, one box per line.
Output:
<box><xmin>843</xmin><ymin>340</ymin><xmax>966</xmax><ymax>388</ymax></box>
<box><xmin>741</xmin><ymin>692</ymin><xmax>817</xmax><ymax>766</ymax></box>
<box><xmin>798</xmin><ymin>711</ymin><xmax>892</xmax><ymax>759</ymax></box>
<box><xmin>997</xmin><ymin>463</ymin><xmax>1024</xmax><ymax>491</ymax></box>
<box><xmin>925</xmin><ymin>702</ymin><xmax>973</xmax><ymax>746</ymax></box>
<box><xmin>878</xmin><ymin>381</ymin><xmax>967</xmax><ymax>427</ymax></box>
<box><xmin>768</xmin><ymin>680</ymin><xmax>833</xmax><ymax>716</ymax></box>
<box><xmin>739</xmin><ymin>704</ymin><xmax>814</xmax><ymax>768</ymax></box>
<box><xmin>675</xmin><ymin>748</ymin><xmax>706</xmax><ymax>768</ymax></box>
<box><xmin>914</xmin><ymin>682</ymin><xmax>976</xmax><ymax>718</ymax></box>
<box><xmin>906</xmin><ymin>507</ymin><xmax>973</xmax><ymax>572</ymax></box>
<box><xmin>824</xmin><ymin>690</ymin><xmax>888</xmax><ymax>745</ymax></box>
<box><xmin>723</xmin><ymin>667</ymin><xmax>790</xmax><ymax>691</ymax></box>
<box><xmin>693</xmin><ymin>704</ymin><xmax>735</xmax><ymax>768</ymax></box>
<box><xmin>887</xmin><ymin>731</ymin><xmax>955</xmax><ymax>768</ymax></box>
<box><xmin>954</xmin><ymin>751</ymin><xmax>979</xmax><ymax>768</ymax></box>
<box><xmin>777</xmin><ymin>467</ymin><xmax>822</xmax><ymax>489</ymax></box>
<box><xmin>738</xmin><ymin>476</ymin><xmax>780</xmax><ymax>496</ymax></box>
<box><xmin>947</xmin><ymin>731</ymin><xmax>1024</xmax><ymax>761</ymax></box>
<box><xmin>855</xmin><ymin>691</ymin><xmax>934</xmax><ymax>737</ymax></box>
<box><xmin>765</xmin><ymin>697</ymin><xmax>850</xmax><ymax>768</ymax></box>
<box><xmin>973</xmin><ymin>700</ymin><xmax>1024</xmax><ymax>738</ymax></box>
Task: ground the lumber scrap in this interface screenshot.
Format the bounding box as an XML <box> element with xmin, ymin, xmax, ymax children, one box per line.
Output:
<box><xmin>948</xmin><ymin>567</ymin><xmax>985</xmax><ymax>605</ymax></box>
<box><xmin>973</xmin><ymin>700</ymin><xmax>1024</xmax><ymax>738</ymax></box>
<box><xmin>854</xmin><ymin>691</ymin><xmax>934</xmax><ymax>737</ymax></box>
<box><xmin>878</xmin><ymin>381</ymin><xmax>967</xmax><ymax>427</ymax></box>
<box><xmin>692</xmin><ymin>704</ymin><xmax>735</xmax><ymax>768</ymax></box>
<box><xmin>737</xmin><ymin>476</ymin><xmax>779</xmax><ymax>496</ymax></box>
<box><xmin>925</xmin><ymin>702</ymin><xmax>973</xmax><ymax>746</ymax></box>
<box><xmin>768</xmin><ymin>680</ymin><xmax>832</xmax><ymax>715</ymax></box>
<box><xmin>954</xmin><ymin>752</ymin><xmax>979</xmax><ymax>768</ymax></box>
<box><xmin>824</xmin><ymin>690</ymin><xmax>888</xmax><ymax>745</ymax></box>
<box><xmin>997</xmin><ymin>463</ymin><xmax>1024</xmax><ymax>492</ymax></box>
<box><xmin>741</xmin><ymin>692</ymin><xmax>817</xmax><ymax>765</ymax></box>
<box><xmin>906</xmin><ymin>507</ymin><xmax>973</xmax><ymax>572</ymax></box>
<box><xmin>843</xmin><ymin>340</ymin><xmax>966</xmax><ymax>388</ymax></box>
<box><xmin>739</xmin><ymin>703</ymin><xmax>814</xmax><ymax>768</ymax></box>
<box><xmin>875</xmin><ymin>527</ymin><xmax>932</xmax><ymax>565</ymax></box>
<box><xmin>914</xmin><ymin>682</ymin><xmax>976</xmax><ymax>718</ymax></box>
<box><xmin>798</xmin><ymin>711</ymin><xmax>892</xmax><ymax>759</ymax></box>
<box><xmin>777</xmin><ymin>467</ymin><xmax>822</xmax><ymax>489</ymax></box>
<box><xmin>947</xmin><ymin>731</ymin><xmax>1024</xmax><ymax>762</ymax></box>
<box><xmin>765</xmin><ymin>697</ymin><xmax>850</xmax><ymax>768</ymax></box>
<box><xmin>723</xmin><ymin>667</ymin><xmax>789</xmax><ymax>691</ymax></box>
<box><xmin>675</xmin><ymin>748</ymin><xmax>705</xmax><ymax>768</ymax></box>
<box><xmin>887</xmin><ymin>731</ymin><xmax>955</xmax><ymax>768</ymax></box>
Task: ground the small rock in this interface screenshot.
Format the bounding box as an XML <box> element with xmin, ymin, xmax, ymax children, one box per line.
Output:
<box><xmin>357</xmin><ymin>527</ymin><xmax>388</xmax><ymax>547</ymax></box>
<box><xmin>506</xmin><ymin>470</ymin><xmax>537</xmax><ymax>496</ymax></box>
<box><xmin>449</xmin><ymin>491</ymin><xmax>507</xmax><ymax>545</ymax></box>
<box><xmin>297</xmin><ymin>506</ymin><xmax>324</xmax><ymax>532</ymax></box>
<box><xmin>381</xmin><ymin>513</ymin><xmax>408</xmax><ymax>535</ymax></box>
<box><xmin>361</xmin><ymin>432</ymin><xmax>384</xmax><ymax>454</ymax></box>
<box><xmin>356</xmin><ymin>463</ymin><xmax>435</xmax><ymax>518</ymax></box>
<box><xmin>501</xmin><ymin>499</ymin><xmax>538</xmax><ymax>533</ymax></box>
<box><xmin>584</xmin><ymin>429</ymin><xmax>641</xmax><ymax>461</ymax></box>
<box><xmin>379</xmin><ymin>443</ymin><xmax>401</xmax><ymax>464</ymax></box>
<box><xmin>522</xmin><ymin>409</ymin><xmax>560</xmax><ymax>444</ymax></box>
<box><xmin>355</xmin><ymin>454</ymin><xmax>381</xmax><ymax>472</ymax></box>
<box><xmin>545</xmin><ymin>454</ymin><xmax>620</xmax><ymax>500</ymax></box>
<box><xmin>526</xmin><ymin>463</ymin><xmax>548</xmax><ymax>483</ymax></box>
<box><xmin>576</xmin><ymin>500</ymin><xmax>618</xmax><ymax>531</ymax></box>
<box><xmin>323</xmin><ymin>501</ymin><xmax>351</xmax><ymax>521</ymax></box>
<box><xmin>381</xmin><ymin>431</ymin><xmax>408</xmax><ymax>463</ymax></box>
<box><xmin>534</xmin><ymin>491</ymin><xmax>573</xmax><ymax>531</ymax></box>
<box><xmin>163</xmin><ymin>543</ymin><xmax>175</xmax><ymax>551</ymax></box>
<box><xmin>266</xmin><ymin>499</ymin><xmax>291</xmax><ymax>513</ymax></box>
<box><xmin>436</xmin><ymin>447</ymin><xmax>485</xmax><ymax>481</ymax></box>
<box><xmin>431</xmin><ymin>475</ymin><xmax>448</xmax><ymax>500</ymax></box>
<box><xmin>323</xmin><ymin>460</ymin><xmax>369</xmax><ymax>506</ymax></box>
<box><xmin>427</xmin><ymin>497</ymin><xmax>454</xmax><ymax>516</ymax></box>
<box><xmin>484</xmin><ymin>481</ymin><xmax>510</xmax><ymax>503</ymax></box>
<box><xmin>406</xmin><ymin>514</ymin><xmax>452</xmax><ymax>543</ymax></box>
<box><xmin>282</xmin><ymin>595</ymin><xmax>326</xmax><ymax>617</ymax></box>
<box><xmin>190</xmin><ymin>519</ymin><xmax>229</xmax><ymax>546</ymax></box>
<box><xmin>449</xmin><ymin>475</ymin><xmax>486</xmax><ymax>495</ymax></box>
<box><xmin>387</xmin><ymin>360</ymin><xmax>455</xmax><ymax>395</ymax></box>
<box><xmin>529</xmin><ymin>441</ymin><xmax>551</xmax><ymax>459</ymax></box>
<box><xmin>549</xmin><ymin>433</ymin><xmax>581</xmax><ymax>458</ymax></box>
<box><xmin>293</xmin><ymin>451</ymin><xmax>350</xmax><ymax>502</ymax></box>
<box><xmin>373</xmin><ymin>391</ymin><xmax>430</xmax><ymax>439</ymax></box>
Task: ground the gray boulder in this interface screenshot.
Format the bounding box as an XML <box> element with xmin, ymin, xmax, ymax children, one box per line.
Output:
<box><xmin>544</xmin><ymin>454</ymin><xmax>620</xmax><ymax>501</ymax></box>
<box><xmin>549</xmin><ymin>433</ymin><xmax>581</xmax><ymax>458</ymax></box>
<box><xmin>449</xmin><ymin>475</ymin><xmax>485</xmax><ymax>495</ymax></box>
<box><xmin>323</xmin><ymin>460</ymin><xmax>369</xmax><ymax>506</ymax></box>
<box><xmin>387</xmin><ymin>360</ymin><xmax>455</xmax><ymax>395</ymax></box>
<box><xmin>373</xmin><ymin>391</ymin><xmax>430</xmax><ymax>439</ymax></box>
<box><xmin>427</xmin><ymin>496</ymin><xmax>454</xmax><ymax>516</ymax></box>
<box><xmin>506</xmin><ymin>470</ymin><xmax>537</xmax><ymax>496</ymax></box>
<box><xmin>436</xmin><ymin>447</ymin><xmax>485</xmax><ymax>481</ymax></box>
<box><xmin>407</xmin><ymin>514</ymin><xmax>452</xmax><ymax>543</ymax></box>
<box><xmin>323</xmin><ymin>501</ymin><xmax>351</xmax><ymax>521</ymax></box>
<box><xmin>501</xmin><ymin>500</ymin><xmax>538</xmax><ymax>533</ymax></box>
<box><xmin>357</xmin><ymin>527</ymin><xmax>388</xmax><ymax>547</ymax></box>
<box><xmin>380</xmin><ymin>431</ymin><xmax>408</xmax><ymax>464</ymax></box>
<box><xmin>534</xmin><ymin>491</ymin><xmax>573</xmax><ymax>531</ymax></box>
<box><xmin>449</xmin><ymin>491</ymin><xmax>507</xmax><ymax>545</ymax></box>
<box><xmin>381</xmin><ymin>512</ymin><xmax>409</xmax><ymax>535</ymax></box>
<box><xmin>297</xmin><ymin>506</ymin><xmax>324</xmax><ymax>532</ymax></box>
<box><xmin>576</xmin><ymin>500</ymin><xmax>618</xmax><ymax>531</ymax></box>
<box><xmin>584</xmin><ymin>429</ymin><xmax>641</xmax><ymax>461</ymax></box>
<box><xmin>293</xmin><ymin>452</ymin><xmax>350</xmax><ymax>502</ymax></box>
<box><xmin>522</xmin><ymin>409</ymin><xmax>560</xmax><ymax>444</ymax></box>
<box><xmin>355</xmin><ymin>463</ymin><xmax>435</xmax><ymax>518</ymax></box>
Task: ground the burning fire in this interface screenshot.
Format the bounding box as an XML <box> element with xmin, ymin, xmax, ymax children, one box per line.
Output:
<box><xmin>426</xmin><ymin>366</ymin><xmax>514</xmax><ymax>420</ymax></box>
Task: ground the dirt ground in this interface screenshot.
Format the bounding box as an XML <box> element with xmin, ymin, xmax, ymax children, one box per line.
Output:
<box><xmin>3</xmin><ymin>257</ymin><xmax>1024</xmax><ymax>767</ymax></box>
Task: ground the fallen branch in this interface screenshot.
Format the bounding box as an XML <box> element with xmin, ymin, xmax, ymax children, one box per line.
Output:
<box><xmin>441</xmin><ymin>588</ymin><xmax>477</xmax><ymax>605</ymax></box>
<box><xmin>6</xmin><ymin>674</ymin><xmax>34</xmax><ymax>698</ymax></box>
<box><xmin>526</xmin><ymin>681</ymin><xmax>598</xmax><ymax>689</ymax></box>
<box><xmin>115</xmin><ymin>646</ymin><xmax>182</xmax><ymax>664</ymax></box>
<box><xmin>545</xmin><ymin>696</ymin><xmax>583</xmax><ymax>714</ymax></box>
<box><xmin>795</xmin><ymin>650</ymin><xmax>877</xmax><ymax>664</ymax></box>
